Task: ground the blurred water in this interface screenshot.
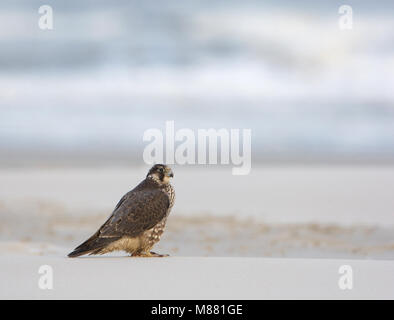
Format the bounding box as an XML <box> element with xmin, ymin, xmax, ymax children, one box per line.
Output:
<box><xmin>1</xmin><ymin>0</ymin><xmax>394</xmax><ymax>161</ymax></box>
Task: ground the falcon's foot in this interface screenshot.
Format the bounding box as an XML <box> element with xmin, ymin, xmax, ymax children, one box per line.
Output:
<box><xmin>130</xmin><ymin>251</ymin><xmax>169</xmax><ymax>258</ymax></box>
<box><xmin>150</xmin><ymin>251</ymin><xmax>169</xmax><ymax>257</ymax></box>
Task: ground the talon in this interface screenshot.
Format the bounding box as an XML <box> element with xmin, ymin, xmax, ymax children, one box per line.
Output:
<box><xmin>130</xmin><ymin>251</ymin><xmax>169</xmax><ymax>258</ymax></box>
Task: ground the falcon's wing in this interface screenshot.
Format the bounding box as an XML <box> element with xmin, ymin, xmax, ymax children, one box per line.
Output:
<box><xmin>98</xmin><ymin>187</ymin><xmax>170</xmax><ymax>239</ymax></box>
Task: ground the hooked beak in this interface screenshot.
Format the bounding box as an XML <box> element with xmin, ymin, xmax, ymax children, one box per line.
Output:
<box><xmin>166</xmin><ymin>168</ymin><xmax>174</xmax><ymax>178</ymax></box>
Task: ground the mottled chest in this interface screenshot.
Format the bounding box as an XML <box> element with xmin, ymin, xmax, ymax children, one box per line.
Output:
<box><xmin>142</xmin><ymin>184</ymin><xmax>174</xmax><ymax>249</ymax></box>
<box><xmin>141</xmin><ymin>217</ymin><xmax>167</xmax><ymax>249</ymax></box>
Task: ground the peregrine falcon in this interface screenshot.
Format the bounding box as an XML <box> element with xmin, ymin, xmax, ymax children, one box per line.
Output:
<box><xmin>68</xmin><ymin>164</ymin><xmax>175</xmax><ymax>258</ymax></box>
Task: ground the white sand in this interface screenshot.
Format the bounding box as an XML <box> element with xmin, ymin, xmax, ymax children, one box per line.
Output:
<box><xmin>0</xmin><ymin>165</ymin><xmax>393</xmax><ymax>299</ymax></box>
<box><xmin>1</xmin><ymin>254</ymin><xmax>393</xmax><ymax>299</ymax></box>
<box><xmin>1</xmin><ymin>166</ymin><xmax>394</xmax><ymax>258</ymax></box>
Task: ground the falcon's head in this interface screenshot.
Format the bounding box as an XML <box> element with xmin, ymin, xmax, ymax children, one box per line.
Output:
<box><xmin>147</xmin><ymin>164</ymin><xmax>174</xmax><ymax>185</ymax></box>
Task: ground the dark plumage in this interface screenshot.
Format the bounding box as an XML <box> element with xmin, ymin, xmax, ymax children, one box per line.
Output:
<box><xmin>68</xmin><ymin>164</ymin><xmax>175</xmax><ymax>258</ymax></box>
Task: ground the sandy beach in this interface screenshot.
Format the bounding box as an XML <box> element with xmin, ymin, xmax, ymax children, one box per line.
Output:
<box><xmin>0</xmin><ymin>166</ymin><xmax>394</xmax><ymax>299</ymax></box>
<box><xmin>1</xmin><ymin>254</ymin><xmax>394</xmax><ymax>299</ymax></box>
<box><xmin>1</xmin><ymin>165</ymin><xmax>394</xmax><ymax>259</ymax></box>
<box><xmin>0</xmin><ymin>165</ymin><xmax>393</xmax><ymax>298</ymax></box>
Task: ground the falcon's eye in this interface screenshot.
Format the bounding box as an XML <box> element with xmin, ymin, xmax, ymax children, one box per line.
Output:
<box><xmin>158</xmin><ymin>167</ymin><xmax>164</xmax><ymax>173</ymax></box>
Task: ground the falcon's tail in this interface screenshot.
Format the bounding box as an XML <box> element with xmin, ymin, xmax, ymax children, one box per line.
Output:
<box><xmin>67</xmin><ymin>232</ymin><xmax>119</xmax><ymax>258</ymax></box>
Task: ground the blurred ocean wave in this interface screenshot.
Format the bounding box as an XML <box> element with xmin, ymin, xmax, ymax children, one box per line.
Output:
<box><xmin>0</xmin><ymin>0</ymin><xmax>394</xmax><ymax>162</ymax></box>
